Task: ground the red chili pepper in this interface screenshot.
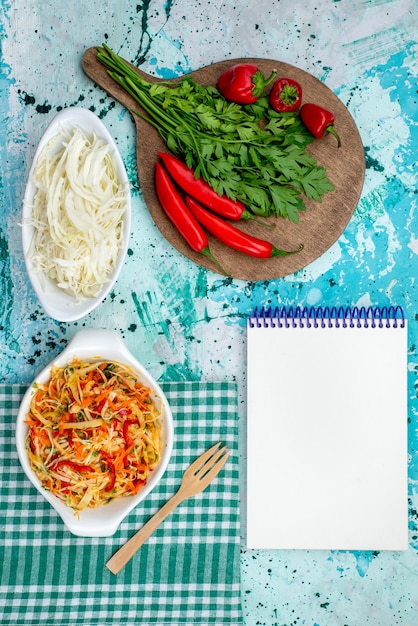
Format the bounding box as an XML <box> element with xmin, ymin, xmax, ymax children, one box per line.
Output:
<box><xmin>217</xmin><ymin>63</ymin><xmax>277</xmax><ymax>104</ymax></box>
<box><xmin>50</xmin><ymin>460</ymin><xmax>95</xmax><ymax>473</ymax></box>
<box><xmin>186</xmin><ymin>197</ymin><xmax>303</xmax><ymax>258</ymax></box>
<box><xmin>158</xmin><ymin>152</ymin><xmax>253</xmax><ymax>221</ymax></box>
<box><xmin>300</xmin><ymin>103</ymin><xmax>341</xmax><ymax>147</ymax></box>
<box><xmin>99</xmin><ymin>451</ymin><xmax>116</xmax><ymax>492</ymax></box>
<box><xmin>269</xmin><ymin>77</ymin><xmax>302</xmax><ymax>112</ymax></box>
<box><xmin>155</xmin><ymin>162</ymin><xmax>228</xmax><ymax>274</ymax></box>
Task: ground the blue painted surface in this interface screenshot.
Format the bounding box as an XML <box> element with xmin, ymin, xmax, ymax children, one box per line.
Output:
<box><xmin>1</xmin><ymin>1</ymin><xmax>417</xmax><ymax>623</ymax></box>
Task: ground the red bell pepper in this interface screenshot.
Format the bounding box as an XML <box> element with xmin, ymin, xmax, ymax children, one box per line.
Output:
<box><xmin>59</xmin><ymin>480</ymin><xmax>71</xmax><ymax>494</ymax></box>
<box><xmin>99</xmin><ymin>450</ymin><xmax>116</xmax><ymax>492</ymax></box>
<box><xmin>300</xmin><ymin>103</ymin><xmax>341</xmax><ymax>147</ymax></box>
<box><xmin>269</xmin><ymin>77</ymin><xmax>302</xmax><ymax>112</ymax></box>
<box><xmin>217</xmin><ymin>63</ymin><xmax>277</xmax><ymax>104</ymax></box>
<box><xmin>185</xmin><ymin>197</ymin><xmax>303</xmax><ymax>259</ymax></box>
<box><xmin>50</xmin><ymin>460</ymin><xmax>95</xmax><ymax>474</ymax></box>
<box><xmin>132</xmin><ymin>478</ymin><xmax>146</xmax><ymax>493</ymax></box>
<box><xmin>95</xmin><ymin>398</ymin><xmax>107</xmax><ymax>414</ymax></box>
<box><xmin>123</xmin><ymin>419</ymin><xmax>137</xmax><ymax>449</ymax></box>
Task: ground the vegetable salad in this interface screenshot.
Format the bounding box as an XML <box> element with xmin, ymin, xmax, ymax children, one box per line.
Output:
<box><xmin>25</xmin><ymin>359</ymin><xmax>163</xmax><ymax>511</ymax></box>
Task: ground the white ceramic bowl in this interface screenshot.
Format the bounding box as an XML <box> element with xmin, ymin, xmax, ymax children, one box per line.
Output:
<box><xmin>15</xmin><ymin>329</ymin><xmax>174</xmax><ymax>537</ymax></box>
<box><xmin>21</xmin><ymin>107</ymin><xmax>132</xmax><ymax>322</ymax></box>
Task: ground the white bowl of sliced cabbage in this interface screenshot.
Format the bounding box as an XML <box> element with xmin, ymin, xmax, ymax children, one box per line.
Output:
<box><xmin>22</xmin><ymin>107</ymin><xmax>131</xmax><ymax>322</ymax></box>
<box><xmin>16</xmin><ymin>329</ymin><xmax>174</xmax><ymax>537</ymax></box>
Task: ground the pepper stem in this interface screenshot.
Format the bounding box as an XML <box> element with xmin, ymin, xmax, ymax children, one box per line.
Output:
<box><xmin>201</xmin><ymin>246</ymin><xmax>231</xmax><ymax>276</ymax></box>
<box><xmin>241</xmin><ymin>209</ymin><xmax>276</xmax><ymax>228</ymax></box>
<box><xmin>271</xmin><ymin>243</ymin><xmax>304</xmax><ymax>257</ymax></box>
<box><xmin>279</xmin><ymin>84</ymin><xmax>300</xmax><ymax>107</ymax></box>
<box><xmin>326</xmin><ymin>125</ymin><xmax>341</xmax><ymax>148</ymax></box>
<box><xmin>252</xmin><ymin>69</ymin><xmax>277</xmax><ymax>98</ymax></box>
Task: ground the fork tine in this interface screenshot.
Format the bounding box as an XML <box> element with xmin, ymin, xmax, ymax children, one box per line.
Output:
<box><xmin>194</xmin><ymin>443</ymin><xmax>228</xmax><ymax>478</ymax></box>
<box><xmin>187</xmin><ymin>441</ymin><xmax>223</xmax><ymax>474</ymax></box>
<box><xmin>196</xmin><ymin>448</ymin><xmax>231</xmax><ymax>488</ymax></box>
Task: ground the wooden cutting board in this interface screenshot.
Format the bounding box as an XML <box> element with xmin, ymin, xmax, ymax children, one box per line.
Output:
<box><xmin>82</xmin><ymin>47</ymin><xmax>365</xmax><ymax>281</ymax></box>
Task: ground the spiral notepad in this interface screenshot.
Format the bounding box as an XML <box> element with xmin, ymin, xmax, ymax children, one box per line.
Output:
<box><xmin>246</xmin><ymin>306</ymin><xmax>408</xmax><ymax>551</ymax></box>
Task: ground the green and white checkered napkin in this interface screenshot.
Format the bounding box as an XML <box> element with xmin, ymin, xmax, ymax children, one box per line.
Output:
<box><xmin>0</xmin><ymin>382</ymin><xmax>242</xmax><ymax>626</ymax></box>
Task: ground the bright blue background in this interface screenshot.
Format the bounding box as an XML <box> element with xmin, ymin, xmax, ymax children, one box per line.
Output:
<box><xmin>1</xmin><ymin>1</ymin><xmax>417</xmax><ymax>623</ymax></box>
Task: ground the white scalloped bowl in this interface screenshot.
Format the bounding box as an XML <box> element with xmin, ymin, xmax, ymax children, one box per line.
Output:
<box><xmin>15</xmin><ymin>329</ymin><xmax>174</xmax><ymax>537</ymax></box>
<box><xmin>21</xmin><ymin>107</ymin><xmax>132</xmax><ymax>322</ymax></box>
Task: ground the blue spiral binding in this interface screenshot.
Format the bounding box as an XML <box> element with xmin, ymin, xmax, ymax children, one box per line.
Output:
<box><xmin>248</xmin><ymin>305</ymin><xmax>405</xmax><ymax>329</ymax></box>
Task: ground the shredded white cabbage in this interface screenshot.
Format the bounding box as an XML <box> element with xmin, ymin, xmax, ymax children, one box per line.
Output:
<box><xmin>28</xmin><ymin>126</ymin><xmax>128</xmax><ymax>300</ymax></box>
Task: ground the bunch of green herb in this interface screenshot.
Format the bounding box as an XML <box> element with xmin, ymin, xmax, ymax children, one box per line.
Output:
<box><xmin>96</xmin><ymin>44</ymin><xmax>334</xmax><ymax>223</ymax></box>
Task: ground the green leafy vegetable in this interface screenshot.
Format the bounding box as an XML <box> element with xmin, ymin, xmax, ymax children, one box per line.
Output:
<box><xmin>96</xmin><ymin>44</ymin><xmax>335</xmax><ymax>222</ymax></box>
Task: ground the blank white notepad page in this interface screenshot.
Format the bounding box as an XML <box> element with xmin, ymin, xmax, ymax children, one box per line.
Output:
<box><xmin>246</xmin><ymin>312</ymin><xmax>408</xmax><ymax>550</ymax></box>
